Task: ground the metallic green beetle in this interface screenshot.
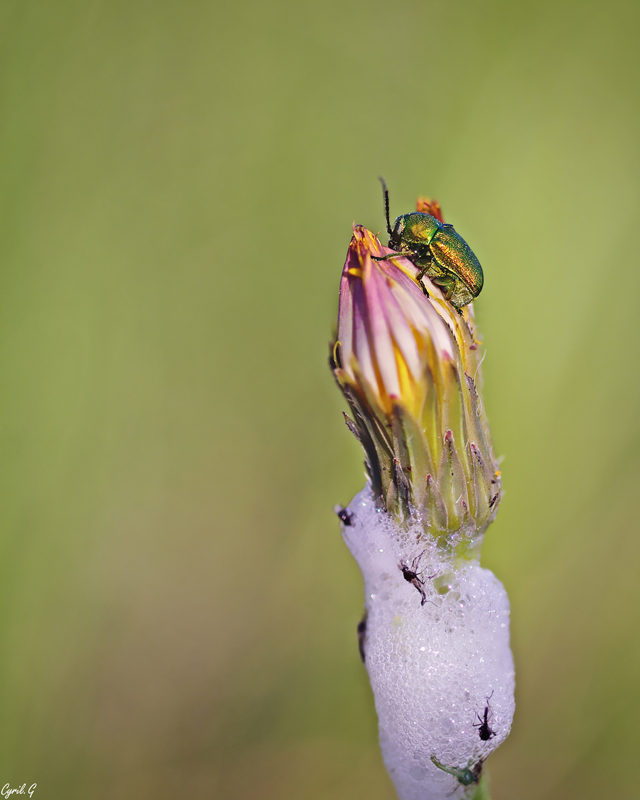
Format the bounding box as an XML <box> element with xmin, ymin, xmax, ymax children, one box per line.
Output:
<box><xmin>376</xmin><ymin>179</ymin><xmax>484</xmax><ymax>310</ymax></box>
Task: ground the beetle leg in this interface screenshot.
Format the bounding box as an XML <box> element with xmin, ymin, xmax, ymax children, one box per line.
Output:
<box><xmin>414</xmin><ymin>267</ymin><xmax>431</xmax><ymax>296</ymax></box>
<box><xmin>431</xmin><ymin>275</ymin><xmax>456</xmax><ymax>302</ymax></box>
<box><xmin>372</xmin><ymin>252</ymin><xmax>405</xmax><ymax>262</ymax></box>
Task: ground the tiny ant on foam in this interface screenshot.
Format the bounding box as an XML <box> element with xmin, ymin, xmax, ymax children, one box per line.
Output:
<box><xmin>399</xmin><ymin>550</ymin><xmax>436</xmax><ymax>606</ymax></box>
<box><xmin>334</xmin><ymin>505</ymin><xmax>354</xmax><ymax>526</ymax></box>
<box><xmin>357</xmin><ymin>611</ymin><xmax>367</xmax><ymax>663</ymax></box>
<box><xmin>473</xmin><ymin>691</ymin><xmax>496</xmax><ymax>741</ymax></box>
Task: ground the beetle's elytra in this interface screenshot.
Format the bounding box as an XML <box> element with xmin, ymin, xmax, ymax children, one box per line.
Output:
<box><xmin>375</xmin><ymin>178</ymin><xmax>484</xmax><ymax>310</ymax></box>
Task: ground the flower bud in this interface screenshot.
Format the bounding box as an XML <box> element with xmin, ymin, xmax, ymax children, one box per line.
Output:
<box><xmin>331</xmin><ymin>226</ymin><xmax>501</xmax><ymax>554</ymax></box>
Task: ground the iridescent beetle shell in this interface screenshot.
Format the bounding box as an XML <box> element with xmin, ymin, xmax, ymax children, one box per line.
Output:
<box><xmin>379</xmin><ymin>180</ymin><xmax>484</xmax><ymax>310</ymax></box>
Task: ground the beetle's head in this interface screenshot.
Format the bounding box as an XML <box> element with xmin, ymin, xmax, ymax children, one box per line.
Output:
<box><xmin>393</xmin><ymin>213</ymin><xmax>441</xmax><ymax>248</ymax></box>
<box><xmin>387</xmin><ymin>215</ymin><xmax>404</xmax><ymax>250</ymax></box>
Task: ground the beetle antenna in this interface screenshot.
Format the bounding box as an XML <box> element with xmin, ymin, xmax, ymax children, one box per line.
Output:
<box><xmin>379</xmin><ymin>176</ymin><xmax>392</xmax><ymax>236</ymax></box>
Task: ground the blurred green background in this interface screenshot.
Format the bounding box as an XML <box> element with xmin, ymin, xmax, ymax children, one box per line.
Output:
<box><xmin>1</xmin><ymin>0</ymin><xmax>639</xmax><ymax>798</ymax></box>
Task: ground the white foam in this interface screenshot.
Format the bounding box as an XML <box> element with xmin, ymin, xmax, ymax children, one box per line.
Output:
<box><xmin>341</xmin><ymin>487</ymin><xmax>515</xmax><ymax>800</ymax></box>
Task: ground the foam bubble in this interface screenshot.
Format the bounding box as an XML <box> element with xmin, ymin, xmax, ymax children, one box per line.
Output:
<box><xmin>341</xmin><ymin>487</ymin><xmax>515</xmax><ymax>800</ymax></box>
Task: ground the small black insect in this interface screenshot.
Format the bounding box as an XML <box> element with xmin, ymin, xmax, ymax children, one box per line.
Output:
<box><xmin>473</xmin><ymin>691</ymin><xmax>496</xmax><ymax>741</ymax></box>
<box><xmin>399</xmin><ymin>550</ymin><xmax>434</xmax><ymax>606</ymax></box>
<box><xmin>357</xmin><ymin>611</ymin><xmax>367</xmax><ymax>663</ymax></box>
<box><xmin>334</xmin><ymin>505</ymin><xmax>354</xmax><ymax>526</ymax></box>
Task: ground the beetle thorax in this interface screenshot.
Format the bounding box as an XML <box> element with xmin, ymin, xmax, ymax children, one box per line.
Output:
<box><xmin>391</xmin><ymin>213</ymin><xmax>441</xmax><ymax>251</ymax></box>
